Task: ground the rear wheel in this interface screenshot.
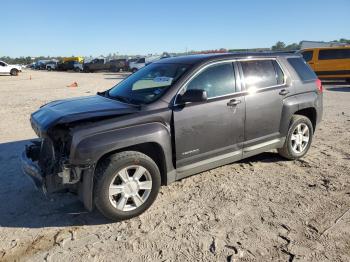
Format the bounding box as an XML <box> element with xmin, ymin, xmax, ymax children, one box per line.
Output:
<box><xmin>94</xmin><ymin>151</ymin><xmax>161</xmax><ymax>221</ymax></box>
<box><xmin>10</xmin><ymin>69</ymin><xmax>18</xmax><ymax>76</ymax></box>
<box><xmin>278</xmin><ymin>115</ymin><xmax>313</xmax><ymax>160</ymax></box>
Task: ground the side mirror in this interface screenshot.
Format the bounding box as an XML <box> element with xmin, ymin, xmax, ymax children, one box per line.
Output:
<box><xmin>179</xmin><ymin>89</ymin><xmax>208</xmax><ymax>103</ymax></box>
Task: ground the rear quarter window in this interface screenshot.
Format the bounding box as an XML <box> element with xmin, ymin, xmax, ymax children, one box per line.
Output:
<box><xmin>287</xmin><ymin>58</ymin><xmax>317</xmax><ymax>81</ymax></box>
<box><xmin>301</xmin><ymin>51</ymin><xmax>313</xmax><ymax>62</ymax></box>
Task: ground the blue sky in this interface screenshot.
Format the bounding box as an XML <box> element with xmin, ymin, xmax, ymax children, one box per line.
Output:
<box><xmin>2</xmin><ymin>0</ymin><xmax>349</xmax><ymax>57</ymax></box>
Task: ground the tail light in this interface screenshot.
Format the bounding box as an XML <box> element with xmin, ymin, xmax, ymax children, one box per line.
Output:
<box><xmin>316</xmin><ymin>79</ymin><xmax>323</xmax><ymax>93</ymax></box>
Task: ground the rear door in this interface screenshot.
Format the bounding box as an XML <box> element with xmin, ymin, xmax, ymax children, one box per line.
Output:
<box><xmin>173</xmin><ymin>61</ymin><xmax>245</xmax><ymax>172</ymax></box>
<box><xmin>238</xmin><ymin>59</ymin><xmax>289</xmax><ymax>155</ymax></box>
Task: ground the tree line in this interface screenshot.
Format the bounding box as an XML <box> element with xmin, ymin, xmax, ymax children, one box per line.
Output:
<box><xmin>271</xmin><ymin>38</ymin><xmax>350</xmax><ymax>51</ymax></box>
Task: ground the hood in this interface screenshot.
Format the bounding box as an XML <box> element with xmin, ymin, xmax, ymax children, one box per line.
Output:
<box><xmin>31</xmin><ymin>95</ymin><xmax>139</xmax><ymax>137</ymax></box>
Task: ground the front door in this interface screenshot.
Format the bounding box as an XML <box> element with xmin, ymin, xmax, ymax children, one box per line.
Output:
<box><xmin>173</xmin><ymin>62</ymin><xmax>245</xmax><ymax>175</ymax></box>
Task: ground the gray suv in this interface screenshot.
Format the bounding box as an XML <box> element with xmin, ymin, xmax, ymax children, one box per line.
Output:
<box><xmin>22</xmin><ymin>53</ymin><xmax>323</xmax><ymax>221</ymax></box>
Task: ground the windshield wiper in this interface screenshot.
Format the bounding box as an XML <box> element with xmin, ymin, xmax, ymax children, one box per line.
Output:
<box><xmin>104</xmin><ymin>92</ymin><xmax>143</xmax><ymax>107</ymax></box>
<box><xmin>111</xmin><ymin>95</ymin><xmax>132</xmax><ymax>104</ymax></box>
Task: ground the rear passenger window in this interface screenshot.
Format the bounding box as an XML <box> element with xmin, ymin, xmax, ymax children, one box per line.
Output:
<box><xmin>318</xmin><ymin>49</ymin><xmax>350</xmax><ymax>60</ymax></box>
<box><xmin>301</xmin><ymin>51</ymin><xmax>313</xmax><ymax>62</ymax></box>
<box><xmin>240</xmin><ymin>60</ymin><xmax>283</xmax><ymax>90</ymax></box>
<box><xmin>287</xmin><ymin>58</ymin><xmax>317</xmax><ymax>81</ymax></box>
<box><xmin>185</xmin><ymin>63</ymin><xmax>235</xmax><ymax>98</ymax></box>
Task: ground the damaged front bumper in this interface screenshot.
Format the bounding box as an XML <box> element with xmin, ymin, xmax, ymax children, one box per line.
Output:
<box><xmin>21</xmin><ymin>141</ymin><xmax>79</xmax><ymax>193</ymax></box>
<box><xmin>21</xmin><ymin>142</ymin><xmax>46</xmax><ymax>191</ymax></box>
<box><xmin>21</xmin><ymin>141</ymin><xmax>95</xmax><ymax>211</ymax></box>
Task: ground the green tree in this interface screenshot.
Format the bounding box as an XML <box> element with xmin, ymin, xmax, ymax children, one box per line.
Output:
<box><xmin>285</xmin><ymin>43</ymin><xmax>301</xmax><ymax>51</ymax></box>
<box><xmin>271</xmin><ymin>41</ymin><xmax>286</xmax><ymax>51</ymax></box>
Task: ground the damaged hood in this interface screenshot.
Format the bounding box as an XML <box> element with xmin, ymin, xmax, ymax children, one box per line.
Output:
<box><xmin>31</xmin><ymin>95</ymin><xmax>139</xmax><ymax>136</ymax></box>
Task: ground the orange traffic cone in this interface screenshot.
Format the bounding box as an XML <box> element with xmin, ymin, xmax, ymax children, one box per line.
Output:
<box><xmin>67</xmin><ymin>81</ymin><xmax>78</xmax><ymax>88</ymax></box>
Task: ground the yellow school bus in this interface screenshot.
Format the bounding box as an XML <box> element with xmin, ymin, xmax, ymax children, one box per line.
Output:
<box><xmin>299</xmin><ymin>46</ymin><xmax>350</xmax><ymax>81</ymax></box>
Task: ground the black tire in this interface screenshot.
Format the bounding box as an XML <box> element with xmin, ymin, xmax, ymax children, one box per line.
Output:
<box><xmin>94</xmin><ymin>151</ymin><xmax>161</xmax><ymax>221</ymax></box>
<box><xmin>10</xmin><ymin>69</ymin><xmax>18</xmax><ymax>76</ymax></box>
<box><xmin>47</xmin><ymin>67</ymin><xmax>51</xmax><ymax>71</ymax></box>
<box><xmin>131</xmin><ymin>68</ymin><xmax>138</xmax><ymax>73</ymax></box>
<box><xmin>278</xmin><ymin>115</ymin><xmax>314</xmax><ymax>160</ymax></box>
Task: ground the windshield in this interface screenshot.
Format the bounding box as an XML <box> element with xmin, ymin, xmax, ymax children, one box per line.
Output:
<box><xmin>108</xmin><ymin>63</ymin><xmax>189</xmax><ymax>104</ymax></box>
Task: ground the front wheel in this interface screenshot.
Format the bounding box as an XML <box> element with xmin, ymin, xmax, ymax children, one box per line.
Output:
<box><xmin>278</xmin><ymin>115</ymin><xmax>313</xmax><ymax>160</ymax></box>
<box><xmin>94</xmin><ymin>151</ymin><xmax>161</xmax><ymax>221</ymax></box>
<box><xmin>10</xmin><ymin>69</ymin><xmax>18</xmax><ymax>76</ymax></box>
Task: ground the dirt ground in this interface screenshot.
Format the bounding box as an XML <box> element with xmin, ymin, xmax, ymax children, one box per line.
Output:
<box><xmin>0</xmin><ymin>70</ymin><xmax>349</xmax><ymax>262</ymax></box>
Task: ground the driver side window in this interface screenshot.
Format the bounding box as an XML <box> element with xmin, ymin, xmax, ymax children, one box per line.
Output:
<box><xmin>184</xmin><ymin>63</ymin><xmax>236</xmax><ymax>98</ymax></box>
<box><xmin>0</xmin><ymin>62</ymin><xmax>5</xmax><ymax>66</ymax></box>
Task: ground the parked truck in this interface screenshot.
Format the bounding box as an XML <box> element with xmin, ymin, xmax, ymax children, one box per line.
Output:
<box><xmin>83</xmin><ymin>58</ymin><xmax>128</xmax><ymax>72</ymax></box>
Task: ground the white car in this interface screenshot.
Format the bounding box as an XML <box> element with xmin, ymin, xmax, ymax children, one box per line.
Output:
<box><xmin>0</xmin><ymin>60</ymin><xmax>22</xmax><ymax>76</ymax></box>
<box><xmin>129</xmin><ymin>56</ymin><xmax>162</xmax><ymax>73</ymax></box>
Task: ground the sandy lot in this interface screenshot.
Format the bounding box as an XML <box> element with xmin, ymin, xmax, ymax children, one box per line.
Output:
<box><xmin>0</xmin><ymin>70</ymin><xmax>349</xmax><ymax>261</ymax></box>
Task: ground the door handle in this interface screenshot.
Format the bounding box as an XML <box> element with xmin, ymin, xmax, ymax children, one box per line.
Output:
<box><xmin>227</xmin><ymin>99</ymin><xmax>241</xmax><ymax>107</ymax></box>
<box><xmin>279</xmin><ymin>89</ymin><xmax>289</xmax><ymax>96</ymax></box>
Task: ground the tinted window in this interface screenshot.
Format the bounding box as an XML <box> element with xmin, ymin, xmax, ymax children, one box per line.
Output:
<box><xmin>301</xmin><ymin>51</ymin><xmax>313</xmax><ymax>62</ymax></box>
<box><xmin>240</xmin><ymin>60</ymin><xmax>280</xmax><ymax>90</ymax></box>
<box><xmin>137</xmin><ymin>58</ymin><xmax>146</xmax><ymax>63</ymax></box>
<box><xmin>0</xmin><ymin>62</ymin><xmax>5</xmax><ymax>66</ymax></box>
<box><xmin>287</xmin><ymin>58</ymin><xmax>317</xmax><ymax>81</ymax></box>
<box><xmin>184</xmin><ymin>63</ymin><xmax>235</xmax><ymax>98</ymax></box>
<box><xmin>319</xmin><ymin>49</ymin><xmax>350</xmax><ymax>60</ymax></box>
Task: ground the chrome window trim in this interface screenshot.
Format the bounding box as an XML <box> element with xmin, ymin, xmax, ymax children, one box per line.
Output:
<box><xmin>173</xmin><ymin>57</ymin><xmax>288</xmax><ymax>106</ymax></box>
<box><xmin>173</xmin><ymin>60</ymin><xmax>238</xmax><ymax>106</ymax></box>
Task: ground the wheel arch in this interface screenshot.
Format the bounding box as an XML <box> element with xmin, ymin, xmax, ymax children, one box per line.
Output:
<box><xmin>74</xmin><ymin>122</ymin><xmax>175</xmax><ymax>211</ymax></box>
<box><xmin>281</xmin><ymin>92</ymin><xmax>319</xmax><ymax>136</ymax></box>
<box><xmin>293</xmin><ymin>107</ymin><xmax>317</xmax><ymax>131</ymax></box>
<box><xmin>78</xmin><ymin>141</ymin><xmax>170</xmax><ymax>212</ymax></box>
<box><xmin>95</xmin><ymin>142</ymin><xmax>169</xmax><ymax>186</ymax></box>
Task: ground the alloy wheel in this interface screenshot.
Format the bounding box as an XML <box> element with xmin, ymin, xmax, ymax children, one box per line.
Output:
<box><xmin>108</xmin><ymin>165</ymin><xmax>152</xmax><ymax>211</ymax></box>
<box><xmin>290</xmin><ymin>123</ymin><xmax>310</xmax><ymax>154</ymax></box>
